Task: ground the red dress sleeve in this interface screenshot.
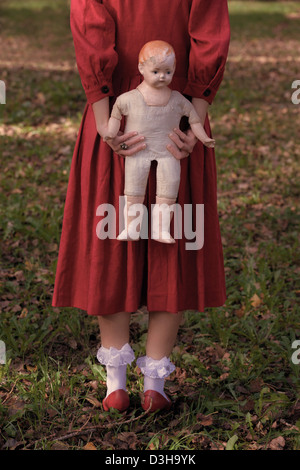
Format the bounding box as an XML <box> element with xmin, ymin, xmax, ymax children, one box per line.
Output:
<box><xmin>184</xmin><ymin>0</ymin><xmax>230</xmax><ymax>104</ymax></box>
<box><xmin>70</xmin><ymin>0</ymin><xmax>118</xmax><ymax>104</ymax></box>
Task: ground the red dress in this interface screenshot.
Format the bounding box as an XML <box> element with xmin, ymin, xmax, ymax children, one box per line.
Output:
<box><xmin>52</xmin><ymin>0</ymin><xmax>230</xmax><ymax>316</ymax></box>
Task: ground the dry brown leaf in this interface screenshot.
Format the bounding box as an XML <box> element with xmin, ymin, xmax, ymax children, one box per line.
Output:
<box><xmin>250</xmin><ymin>293</ymin><xmax>262</xmax><ymax>308</ymax></box>
<box><xmin>268</xmin><ymin>436</ymin><xmax>285</xmax><ymax>450</ymax></box>
<box><xmin>85</xmin><ymin>394</ymin><xmax>102</xmax><ymax>408</ymax></box>
<box><xmin>6</xmin><ymin>396</ymin><xmax>26</xmax><ymax>416</ymax></box>
<box><xmin>219</xmin><ymin>372</ymin><xmax>229</xmax><ymax>381</ymax></box>
<box><xmin>51</xmin><ymin>441</ymin><xmax>70</xmax><ymax>451</ymax></box>
<box><xmin>249</xmin><ymin>378</ymin><xmax>264</xmax><ymax>393</ymax></box>
<box><xmin>36</xmin><ymin>92</ymin><xmax>46</xmax><ymax>105</ymax></box>
<box><xmin>197</xmin><ymin>413</ymin><xmax>214</xmax><ymax>426</ymax></box>
<box><xmin>236</xmin><ymin>305</ymin><xmax>246</xmax><ymax>318</ymax></box>
<box><xmin>19</xmin><ymin>308</ymin><xmax>28</xmax><ymax>319</ymax></box>
<box><xmin>83</xmin><ymin>442</ymin><xmax>97</xmax><ymax>451</ymax></box>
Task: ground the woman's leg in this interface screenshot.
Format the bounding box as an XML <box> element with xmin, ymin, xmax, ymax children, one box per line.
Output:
<box><xmin>98</xmin><ymin>311</ymin><xmax>131</xmax><ymax>349</ymax></box>
<box><xmin>97</xmin><ymin>312</ymin><xmax>134</xmax><ymax>406</ymax></box>
<box><xmin>146</xmin><ymin>310</ymin><xmax>183</xmax><ymax>359</ymax></box>
<box><xmin>137</xmin><ymin>311</ymin><xmax>183</xmax><ymax>404</ymax></box>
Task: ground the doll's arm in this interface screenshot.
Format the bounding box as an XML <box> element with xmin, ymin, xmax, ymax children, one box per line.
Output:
<box><xmin>103</xmin><ymin>116</ymin><xmax>121</xmax><ymax>141</ymax></box>
<box><xmin>185</xmin><ymin>97</ymin><xmax>215</xmax><ymax>148</ymax></box>
<box><xmin>103</xmin><ymin>96</ymin><xmax>125</xmax><ymax>141</ymax></box>
<box><xmin>190</xmin><ymin>122</ymin><xmax>215</xmax><ymax>148</ymax></box>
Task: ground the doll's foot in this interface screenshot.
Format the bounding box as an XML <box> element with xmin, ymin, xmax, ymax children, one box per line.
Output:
<box><xmin>117</xmin><ymin>229</ymin><xmax>140</xmax><ymax>241</ymax></box>
<box><xmin>141</xmin><ymin>390</ymin><xmax>172</xmax><ymax>412</ymax></box>
<box><xmin>152</xmin><ymin>231</ymin><xmax>175</xmax><ymax>244</ymax></box>
<box><xmin>102</xmin><ymin>389</ymin><xmax>130</xmax><ymax>412</ymax></box>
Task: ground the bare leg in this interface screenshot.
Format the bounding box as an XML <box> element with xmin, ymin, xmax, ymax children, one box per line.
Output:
<box><xmin>97</xmin><ymin>311</ymin><xmax>131</xmax><ymax>349</ymax></box>
<box><xmin>97</xmin><ymin>312</ymin><xmax>134</xmax><ymax>406</ymax></box>
<box><xmin>146</xmin><ymin>310</ymin><xmax>183</xmax><ymax>359</ymax></box>
<box><xmin>137</xmin><ymin>310</ymin><xmax>183</xmax><ymax>405</ymax></box>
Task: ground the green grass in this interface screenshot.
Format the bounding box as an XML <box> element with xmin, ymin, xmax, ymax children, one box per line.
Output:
<box><xmin>0</xmin><ymin>0</ymin><xmax>300</xmax><ymax>450</ymax></box>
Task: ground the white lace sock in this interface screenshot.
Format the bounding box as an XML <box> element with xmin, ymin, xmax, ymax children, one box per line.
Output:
<box><xmin>96</xmin><ymin>343</ymin><xmax>135</xmax><ymax>397</ymax></box>
<box><xmin>136</xmin><ymin>355</ymin><xmax>175</xmax><ymax>400</ymax></box>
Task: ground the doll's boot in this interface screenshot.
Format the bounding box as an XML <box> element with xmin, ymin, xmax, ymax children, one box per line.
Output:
<box><xmin>117</xmin><ymin>195</ymin><xmax>145</xmax><ymax>241</ymax></box>
<box><xmin>151</xmin><ymin>196</ymin><xmax>176</xmax><ymax>244</ymax></box>
<box><xmin>136</xmin><ymin>355</ymin><xmax>175</xmax><ymax>412</ymax></box>
<box><xmin>97</xmin><ymin>343</ymin><xmax>135</xmax><ymax>412</ymax></box>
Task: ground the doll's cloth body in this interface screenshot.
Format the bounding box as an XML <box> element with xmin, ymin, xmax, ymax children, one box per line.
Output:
<box><xmin>111</xmin><ymin>89</ymin><xmax>201</xmax><ymax>199</ymax></box>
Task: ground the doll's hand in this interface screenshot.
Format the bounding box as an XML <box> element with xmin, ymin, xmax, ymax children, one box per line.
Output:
<box><xmin>105</xmin><ymin>131</ymin><xmax>146</xmax><ymax>157</ymax></box>
<box><xmin>167</xmin><ymin>128</ymin><xmax>198</xmax><ymax>160</ymax></box>
<box><xmin>203</xmin><ymin>138</ymin><xmax>215</xmax><ymax>148</ymax></box>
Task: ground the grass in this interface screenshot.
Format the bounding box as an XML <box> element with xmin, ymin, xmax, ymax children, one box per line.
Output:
<box><xmin>0</xmin><ymin>0</ymin><xmax>300</xmax><ymax>450</ymax></box>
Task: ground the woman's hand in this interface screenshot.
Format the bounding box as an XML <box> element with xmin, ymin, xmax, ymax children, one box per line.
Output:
<box><xmin>105</xmin><ymin>131</ymin><xmax>146</xmax><ymax>157</ymax></box>
<box><xmin>167</xmin><ymin>128</ymin><xmax>198</xmax><ymax>160</ymax></box>
<box><xmin>92</xmin><ymin>98</ymin><xmax>146</xmax><ymax>157</ymax></box>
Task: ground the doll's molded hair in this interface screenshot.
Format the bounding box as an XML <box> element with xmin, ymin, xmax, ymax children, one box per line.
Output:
<box><xmin>138</xmin><ymin>40</ymin><xmax>176</xmax><ymax>66</ymax></box>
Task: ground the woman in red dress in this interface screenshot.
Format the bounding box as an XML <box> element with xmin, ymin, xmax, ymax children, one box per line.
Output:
<box><xmin>52</xmin><ymin>0</ymin><xmax>230</xmax><ymax>412</ymax></box>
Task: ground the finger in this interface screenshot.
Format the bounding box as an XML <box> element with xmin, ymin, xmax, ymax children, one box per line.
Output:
<box><xmin>169</xmin><ymin>132</ymin><xmax>194</xmax><ymax>154</ymax></box>
<box><xmin>124</xmin><ymin>134</ymin><xmax>145</xmax><ymax>147</ymax></box>
<box><xmin>117</xmin><ymin>131</ymin><xmax>138</xmax><ymax>143</ymax></box>
<box><xmin>172</xmin><ymin>127</ymin><xmax>189</xmax><ymax>142</ymax></box>
<box><xmin>167</xmin><ymin>143</ymin><xmax>189</xmax><ymax>160</ymax></box>
<box><xmin>119</xmin><ymin>142</ymin><xmax>147</xmax><ymax>157</ymax></box>
<box><xmin>169</xmin><ymin>132</ymin><xmax>184</xmax><ymax>150</ymax></box>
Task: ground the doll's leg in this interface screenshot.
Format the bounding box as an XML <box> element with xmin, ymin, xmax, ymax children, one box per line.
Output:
<box><xmin>118</xmin><ymin>156</ymin><xmax>151</xmax><ymax>241</ymax></box>
<box><xmin>152</xmin><ymin>158</ymin><xmax>181</xmax><ymax>243</ymax></box>
<box><xmin>137</xmin><ymin>311</ymin><xmax>183</xmax><ymax>410</ymax></box>
<box><xmin>96</xmin><ymin>312</ymin><xmax>135</xmax><ymax>410</ymax></box>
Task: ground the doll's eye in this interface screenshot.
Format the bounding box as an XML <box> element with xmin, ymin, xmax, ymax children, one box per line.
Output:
<box><xmin>153</xmin><ymin>71</ymin><xmax>158</xmax><ymax>74</ymax></box>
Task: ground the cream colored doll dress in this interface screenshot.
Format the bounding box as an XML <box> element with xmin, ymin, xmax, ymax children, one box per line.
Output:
<box><xmin>111</xmin><ymin>89</ymin><xmax>201</xmax><ymax>200</ymax></box>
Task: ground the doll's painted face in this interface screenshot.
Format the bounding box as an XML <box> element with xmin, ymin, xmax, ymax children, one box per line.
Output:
<box><xmin>139</xmin><ymin>55</ymin><xmax>175</xmax><ymax>88</ymax></box>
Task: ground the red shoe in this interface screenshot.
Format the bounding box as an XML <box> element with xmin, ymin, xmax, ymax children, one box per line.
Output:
<box><xmin>141</xmin><ymin>390</ymin><xmax>172</xmax><ymax>412</ymax></box>
<box><xmin>102</xmin><ymin>389</ymin><xmax>129</xmax><ymax>412</ymax></box>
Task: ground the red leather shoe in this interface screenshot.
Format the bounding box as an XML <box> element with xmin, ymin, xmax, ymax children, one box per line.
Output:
<box><xmin>141</xmin><ymin>390</ymin><xmax>172</xmax><ymax>412</ymax></box>
<box><xmin>102</xmin><ymin>389</ymin><xmax>130</xmax><ymax>412</ymax></box>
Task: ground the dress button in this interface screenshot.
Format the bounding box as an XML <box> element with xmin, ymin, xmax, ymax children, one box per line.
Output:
<box><xmin>101</xmin><ymin>85</ymin><xmax>110</xmax><ymax>94</ymax></box>
<box><xmin>203</xmin><ymin>89</ymin><xmax>211</xmax><ymax>97</ymax></box>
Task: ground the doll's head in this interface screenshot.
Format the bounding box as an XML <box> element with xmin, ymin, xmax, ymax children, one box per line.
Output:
<box><xmin>138</xmin><ymin>40</ymin><xmax>176</xmax><ymax>88</ymax></box>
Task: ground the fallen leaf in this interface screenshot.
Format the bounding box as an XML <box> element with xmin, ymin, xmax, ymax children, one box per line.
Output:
<box><xmin>36</xmin><ymin>92</ymin><xmax>46</xmax><ymax>105</ymax></box>
<box><xmin>83</xmin><ymin>442</ymin><xmax>97</xmax><ymax>451</ymax></box>
<box><xmin>85</xmin><ymin>394</ymin><xmax>102</xmax><ymax>408</ymax></box>
<box><xmin>249</xmin><ymin>378</ymin><xmax>264</xmax><ymax>393</ymax></box>
<box><xmin>51</xmin><ymin>441</ymin><xmax>70</xmax><ymax>450</ymax></box>
<box><xmin>197</xmin><ymin>413</ymin><xmax>214</xmax><ymax>426</ymax></box>
<box><xmin>19</xmin><ymin>308</ymin><xmax>28</xmax><ymax>318</ymax></box>
<box><xmin>250</xmin><ymin>293</ymin><xmax>262</xmax><ymax>308</ymax></box>
<box><xmin>236</xmin><ymin>305</ymin><xmax>246</xmax><ymax>318</ymax></box>
<box><xmin>268</xmin><ymin>436</ymin><xmax>285</xmax><ymax>450</ymax></box>
<box><xmin>219</xmin><ymin>372</ymin><xmax>229</xmax><ymax>381</ymax></box>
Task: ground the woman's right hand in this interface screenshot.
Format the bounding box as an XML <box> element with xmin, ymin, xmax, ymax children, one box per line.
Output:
<box><xmin>104</xmin><ymin>131</ymin><xmax>146</xmax><ymax>157</ymax></box>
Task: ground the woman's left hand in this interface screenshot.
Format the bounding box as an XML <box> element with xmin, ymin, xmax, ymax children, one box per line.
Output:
<box><xmin>167</xmin><ymin>128</ymin><xmax>198</xmax><ymax>160</ymax></box>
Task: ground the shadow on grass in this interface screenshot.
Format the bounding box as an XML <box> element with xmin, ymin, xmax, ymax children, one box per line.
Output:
<box><xmin>0</xmin><ymin>1</ymin><xmax>70</xmax><ymax>38</ymax></box>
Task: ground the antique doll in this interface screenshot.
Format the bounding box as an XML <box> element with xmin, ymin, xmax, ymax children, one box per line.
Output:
<box><xmin>104</xmin><ymin>40</ymin><xmax>215</xmax><ymax>244</ymax></box>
